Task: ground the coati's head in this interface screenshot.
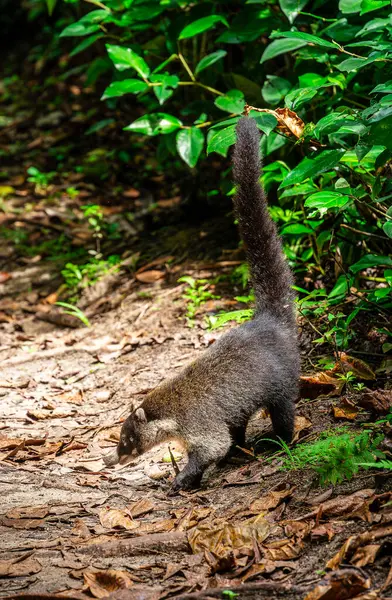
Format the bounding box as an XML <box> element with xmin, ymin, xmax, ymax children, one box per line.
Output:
<box><xmin>103</xmin><ymin>406</ymin><xmax>150</xmax><ymax>467</ymax></box>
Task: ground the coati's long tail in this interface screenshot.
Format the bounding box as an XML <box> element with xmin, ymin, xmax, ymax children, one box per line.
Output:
<box><xmin>232</xmin><ymin>117</ymin><xmax>295</xmax><ymax>324</ymax></box>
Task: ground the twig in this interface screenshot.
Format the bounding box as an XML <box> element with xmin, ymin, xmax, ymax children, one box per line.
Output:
<box><xmin>168</xmin><ymin>445</ymin><xmax>180</xmax><ymax>476</ymax></box>
<box><xmin>340</xmin><ymin>223</ymin><xmax>388</xmax><ymax>241</ymax></box>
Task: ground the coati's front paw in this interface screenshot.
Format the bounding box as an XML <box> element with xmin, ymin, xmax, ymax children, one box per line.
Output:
<box><xmin>170</xmin><ymin>470</ymin><xmax>201</xmax><ymax>494</ymax></box>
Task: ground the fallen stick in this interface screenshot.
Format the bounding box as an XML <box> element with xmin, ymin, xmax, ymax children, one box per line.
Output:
<box><xmin>75</xmin><ymin>531</ymin><xmax>189</xmax><ymax>557</ymax></box>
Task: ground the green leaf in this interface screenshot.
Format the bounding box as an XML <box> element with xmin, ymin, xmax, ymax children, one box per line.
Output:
<box><xmin>250</xmin><ymin>112</ymin><xmax>278</xmax><ymax>136</ymax></box>
<box><xmin>371</xmin><ymin>81</ymin><xmax>392</xmax><ymax>94</ymax></box>
<box><xmin>274</xmin><ymin>31</ymin><xmax>338</xmax><ymax>49</ymax></box>
<box><xmin>124</xmin><ymin>113</ymin><xmax>182</xmax><ymax>136</ymax></box>
<box><xmin>337</xmin><ymin>55</ymin><xmax>380</xmax><ymax>72</ymax></box>
<box><xmin>260</xmin><ymin>39</ymin><xmax>307</xmax><ymax>63</ymax></box>
<box><xmin>106</xmin><ymin>44</ymin><xmax>150</xmax><ymax>78</ymax></box>
<box><xmin>350</xmin><ymin>254</ymin><xmax>392</xmax><ymax>273</ymax></box>
<box><xmin>85</xmin><ymin>118</ymin><xmax>114</xmax><ymax>135</ymax></box>
<box><xmin>329</xmin><ymin>275</ymin><xmax>349</xmax><ymax>298</ymax></box>
<box><xmin>176</xmin><ymin>128</ymin><xmax>204</xmax><ymax>168</ymax></box>
<box><xmin>69</xmin><ymin>33</ymin><xmax>103</xmax><ymax>58</ymax></box>
<box><xmin>285</xmin><ymin>87</ymin><xmax>318</xmax><ymax>110</ymax></box>
<box><xmin>304</xmin><ymin>191</ymin><xmax>351</xmax><ymax>216</ymax></box>
<box><xmin>339</xmin><ymin>0</ymin><xmax>361</xmax><ymax>13</ymax></box>
<box><xmin>101</xmin><ymin>79</ymin><xmax>149</xmax><ymax>100</ymax></box>
<box><xmin>262</xmin><ymin>76</ymin><xmax>292</xmax><ymax>105</ymax></box>
<box><xmin>60</xmin><ymin>22</ymin><xmax>100</xmax><ymax>37</ymax></box>
<box><xmin>195</xmin><ymin>50</ymin><xmax>227</xmax><ymax>75</ymax></box>
<box><xmin>279</xmin><ymin>0</ymin><xmax>309</xmax><ymax>23</ymax></box>
<box><xmin>281</xmin><ymin>223</ymin><xmax>314</xmax><ymax>235</ymax></box>
<box><xmin>46</xmin><ymin>0</ymin><xmax>57</xmax><ymax>16</ymax></box>
<box><xmin>214</xmin><ymin>90</ymin><xmax>245</xmax><ymax>114</ymax></box>
<box><xmin>314</xmin><ymin>112</ymin><xmax>357</xmax><ymax>138</ymax></box>
<box><xmin>179</xmin><ymin>15</ymin><xmax>229</xmax><ymax>40</ymax></box>
<box><xmin>360</xmin><ymin>0</ymin><xmax>390</xmax><ymax>14</ymax></box>
<box><xmin>150</xmin><ymin>74</ymin><xmax>179</xmax><ymax>105</ymax></box>
<box><xmin>207</xmin><ymin>125</ymin><xmax>237</xmax><ymax>157</ymax></box>
<box><xmin>280</xmin><ymin>150</ymin><xmax>345</xmax><ymax>188</ymax></box>
<box><xmin>383</xmin><ymin>222</ymin><xmax>392</xmax><ymax>238</ymax></box>
<box><xmin>367</xmin><ymin>115</ymin><xmax>392</xmax><ymax>150</ymax></box>
<box><xmin>79</xmin><ymin>9</ymin><xmax>109</xmax><ymax>24</ymax></box>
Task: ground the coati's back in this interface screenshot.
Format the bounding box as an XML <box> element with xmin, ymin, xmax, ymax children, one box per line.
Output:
<box><xmin>106</xmin><ymin>117</ymin><xmax>300</xmax><ymax>491</ymax></box>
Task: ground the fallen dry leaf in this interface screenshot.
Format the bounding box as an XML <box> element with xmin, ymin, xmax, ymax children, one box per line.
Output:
<box><xmin>127</xmin><ymin>499</ymin><xmax>154</xmax><ymax>518</ymax></box>
<box><xmin>262</xmin><ymin>538</ymin><xmax>303</xmax><ymax>561</ymax></box>
<box><xmin>284</xmin><ymin>520</ymin><xmax>314</xmax><ymax>541</ymax></box>
<box><xmin>83</xmin><ymin>569</ymin><xmax>134</xmax><ymax>598</ymax></box>
<box><xmin>135</xmin><ymin>270</ymin><xmax>165</xmax><ymax>283</ymax></box>
<box><xmin>300</xmin><ymin>373</ymin><xmax>344</xmax><ymax>399</ymax></box>
<box><xmin>351</xmin><ymin>544</ymin><xmax>380</xmax><ymax>567</ymax></box>
<box><xmin>188</xmin><ymin>514</ymin><xmax>270</xmax><ymax>563</ymax></box>
<box><xmin>99</xmin><ymin>508</ymin><xmax>139</xmax><ymax>531</ymax></box>
<box><xmin>6</xmin><ymin>506</ymin><xmax>49</xmax><ymax>520</ymax></box>
<box><xmin>357</xmin><ymin>389</ymin><xmax>392</xmax><ymax>415</ymax></box>
<box><xmin>0</xmin><ymin>516</ymin><xmax>45</xmax><ymax>529</ymax></box>
<box><xmin>0</xmin><ymin>555</ymin><xmax>42</xmax><ymax>577</ymax></box>
<box><xmin>332</xmin><ymin>353</ymin><xmax>376</xmax><ymax>381</ymax></box>
<box><xmin>319</xmin><ymin>489</ymin><xmax>375</xmax><ymax>520</ymax></box>
<box><xmin>310</xmin><ymin>523</ymin><xmax>337</xmax><ymax>542</ymax></box>
<box><xmin>71</xmin><ymin>519</ymin><xmax>91</xmax><ymax>539</ymax></box>
<box><xmin>327</xmin><ymin>524</ymin><xmax>392</xmax><ymax>569</ymax></box>
<box><xmin>53</xmin><ymin>390</ymin><xmax>84</xmax><ymax>405</ymax></box>
<box><xmin>176</xmin><ymin>507</ymin><xmax>212</xmax><ymax>531</ymax></box>
<box><xmin>136</xmin><ymin>519</ymin><xmax>175</xmax><ymax>535</ymax></box>
<box><xmin>304</xmin><ymin>568</ymin><xmax>371</xmax><ymax>600</ymax></box>
<box><xmin>333</xmin><ymin>405</ymin><xmax>359</xmax><ymax>420</ymax></box>
<box><xmin>0</xmin><ymin>272</ymin><xmax>12</xmax><ymax>283</ymax></box>
<box><xmin>292</xmin><ymin>415</ymin><xmax>312</xmax><ymax>441</ymax></box>
<box><xmin>249</xmin><ymin>486</ymin><xmax>293</xmax><ymax>513</ymax></box>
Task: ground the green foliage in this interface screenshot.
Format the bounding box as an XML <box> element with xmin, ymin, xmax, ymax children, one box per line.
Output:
<box><xmin>61</xmin><ymin>255</ymin><xmax>121</xmax><ymax>292</ymax></box>
<box><xmin>277</xmin><ymin>430</ymin><xmax>385</xmax><ymax>485</ymax></box>
<box><xmin>23</xmin><ymin>0</ymin><xmax>392</xmax><ymax>351</ymax></box>
<box><xmin>178</xmin><ymin>276</ymin><xmax>219</xmax><ymax>327</ymax></box>
<box><xmin>27</xmin><ymin>166</ymin><xmax>56</xmax><ymax>189</ymax></box>
<box><xmin>208</xmin><ymin>308</ymin><xmax>254</xmax><ymax>330</ymax></box>
<box><xmin>55</xmin><ymin>301</ymin><xmax>91</xmax><ymax>327</ymax></box>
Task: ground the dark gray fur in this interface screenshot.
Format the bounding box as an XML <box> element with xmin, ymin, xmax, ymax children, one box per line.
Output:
<box><xmin>104</xmin><ymin>117</ymin><xmax>300</xmax><ymax>491</ymax></box>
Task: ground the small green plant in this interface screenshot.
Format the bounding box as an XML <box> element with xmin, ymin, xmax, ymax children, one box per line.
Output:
<box><xmin>353</xmin><ymin>382</ymin><xmax>366</xmax><ymax>392</ymax></box>
<box><xmin>178</xmin><ymin>276</ymin><xmax>219</xmax><ymax>327</ymax></box>
<box><xmin>55</xmin><ymin>302</ymin><xmax>91</xmax><ymax>327</ymax></box>
<box><xmin>222</xmin><ymin>591</ymin><xmax>239</xmax><ymax>600</ymax></box>
<box><xmin>27</xmin><ymin>166</ymin><xmax>56</xmax><ymax>190</ymax></box>
<box><xmin>208</xmin><ymin>308</ymin><xmax>254</xmax><ymax>330</ymax></box>
<box><xmin>81</xmin><ymin>204</ymin><xmax>104</xmax><ymax>255</ymax></box>
<box><xmin>359</xmin><ymin>460</ymin><xmax>392</xmax><ymax>471</ymax></box>
<box><xmin>61</xmin><ymin>255</ymin><xmax>121</xmax><ymax>292</ymax></box>
<box><xmin>274</xmin><ymin>430</ymin><xmax>385</xmax><ymax>486</ymax></box>
<box><xmin>336</xmin><ymin>370</ymin><xmax>357</xmax><ymax>387</ymax></box>
<box><xmin>66</xmin><ymin>187</ymin><xmax>80</xmax><ymax>198</ymax></box>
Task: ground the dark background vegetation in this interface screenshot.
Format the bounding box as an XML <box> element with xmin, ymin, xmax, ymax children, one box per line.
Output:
<box><xmin>0</xmin><ymin>2</ymin><xmax>392</xmax><ymax>597</ymax></box>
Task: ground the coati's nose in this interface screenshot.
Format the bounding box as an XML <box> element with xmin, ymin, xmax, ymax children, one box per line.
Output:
<box><xmin>118</xmin><ymin>449</ymin><xmax>137</xmax><ymax>465</ymax></box>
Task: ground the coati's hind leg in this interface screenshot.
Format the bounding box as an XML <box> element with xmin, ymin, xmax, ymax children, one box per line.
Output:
<box><xmin>268</xmin><ymin>396</ymin><xmax>295</xmax><ymax>443</ymax></box>
<box><xmin>230</xmin><ymin>425</ymin><xmax>247</xmax><ymax>448</ymax></box>
<box><xmin>171</xmin><ymin>430</ymin><xmax>232</xmax><ymax>492</ymax></box>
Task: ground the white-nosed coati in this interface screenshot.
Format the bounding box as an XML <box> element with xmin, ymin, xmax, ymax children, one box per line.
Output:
<box><xmin>103</xmin><ymin>116</ymin><xmax>300</xmax><ymax>491</ymax></box>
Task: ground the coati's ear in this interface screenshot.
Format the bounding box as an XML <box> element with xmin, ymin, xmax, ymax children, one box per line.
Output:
<box><xmin>135</xmin><ymin>407</ymin><xmax>147</xmax><ymax>423</ymax></box>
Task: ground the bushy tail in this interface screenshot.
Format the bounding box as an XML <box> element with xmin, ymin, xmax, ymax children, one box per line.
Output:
<box><xmin>232</xmin><ymin>117</ymin><xmax>295</xmax><ymax>324</ymax></box>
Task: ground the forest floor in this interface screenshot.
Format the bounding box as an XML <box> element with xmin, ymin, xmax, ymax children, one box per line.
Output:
<box><xmin>0</xmin><ymin>70</ymin><xmax>392</xmax><ymax>600</ymax></box>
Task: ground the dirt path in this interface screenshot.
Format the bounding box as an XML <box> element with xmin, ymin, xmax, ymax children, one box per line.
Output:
<box><xmin>1</xmin><ymin>255</ymin><xmax>392</xmax><ymax>600</ymax></box>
